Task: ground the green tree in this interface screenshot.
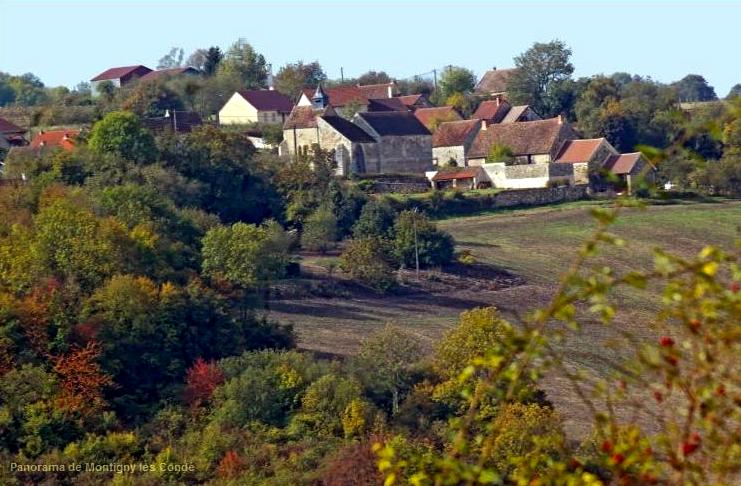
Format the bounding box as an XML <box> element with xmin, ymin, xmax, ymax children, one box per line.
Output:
<box><xmin>507</xmin><ymin>40</ymin><xmax>575</xmax><ymax>117</ymax></box>
<box><xmin>726</xmin><ymin>83</ymin><xmax>741</xmax><ymax>100</ymax></box>
<box><xmin>438</xmin><ymin>66</ymin><xmax>476</xmax><ymax>100</ymax></box>
<box><xmin>88</xmin><ymin>111</ymin><xmax>157</xmax><ymax>163</ymax></box>
<box><xmin>273</xmin><ymin>61</ymin><xmax>326</xmax><ymax>100</ymax></box>
<box><xmin>201</xmin><ymin>221</ymin><xmax>290</xmax><ymax>289</ymax></box>
<box><xmin>485</xmin><ymin>143</ymin><xmax>515</xmax><ymax>164</ymax></box>
<box><xmin>203</xmin><ymin>47</ymin><xmax>223</xmax><ymax>76</ymax></box>
<box><xmin>351</xmin><ymin>324</ymin><xmax>423</xmax><ymax>414</ymax></box>
<box><xmin>120</xmin><ymin>79</ymin><xmax>184</xmax><ymax>117</ymax></box>
<box><xmin>340</xmin><ymin>237</ymin><xmax>396</xmax><ymax>292</ymax></box>
<box><xmin>352</xmin><ymin>200</ymin><xmax>396</xmax><ymax>239</ymax></box>
<box><xmin>393</xmin><ymin>210</ymin><xmax>454</xmax><ymax>268</ymax></box>
<box><xmin>672</xmin><ymin>74</ymin><xmax>718</xmax><ymax>102</ymax></box>
<box><xmin>356</xmin><ymin>70</ymin><xmax>392</xmax><ymax>85</ymax></box>
<box><xmin>157</xmin><ymin>47</ymin><xmax>185</xmax><ymax>69</ymax></box>
<box><xmin>301</xmin><ymin>204</ymin><xmax>338</xmax><ymax>253</ymax></box>
<box><xmin>218</xmin><ymin>39</ymin><xmax>268</xmax><ymax>88</ymax></box>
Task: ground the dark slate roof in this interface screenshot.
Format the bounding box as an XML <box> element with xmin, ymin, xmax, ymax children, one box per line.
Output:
<box><xmin>501</xmin><ymin>105</ymin><xmax>538</xmax><ymax>123</ymax></box>
<box><xmin>0</xmin><ymin>116</ymin><xmax>25</xmax><ymax>134</ymax></box>
<box><xmin>320</xmin><ymin>116</ymin><xmax>376</xmax><ymax>143</ymax></box>
<box><xmin>238</xmin><ymin>90</ymin><xmax>294</xmax><ymax>113</ymax></box>
<box><xmin>432</xmin><ymin>119</ymin><xmax>481</xmax><ymax>147</ymax></box>
<box><xmin>367</xmin><ymin>97</ymin><xmax>409</xmax><ymax>112</ymax></box>
<box><xmin>469</xmin><ymin>117</ymin><xmax>573</xmax><ymax>158</ymax></box>
<box><xmin>91</xmin><ymin>65</ymin><xmax>152</xmax><ymax>81</ymax></box>
<box><xmin>474</xmin><ymin>68</ymin><xmax>518</xmax><ymax>94</ymax></box>
<box><xmin>356</xmin><ymin>111</ymin><xmax>431</xmax><ymax>137</ymax></box>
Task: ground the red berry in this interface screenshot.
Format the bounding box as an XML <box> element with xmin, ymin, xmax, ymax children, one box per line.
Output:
<box><xmin>682</xmin><ymin>432</ymin><xmax>701</xmax><ymax>456</ymax></box>
<box><xmin>653</xmin><ymin>391</ymin><xmax>663</xmax><ymax>403</ymax></box>
<box><xmin>611</xmin><ymin>453</ymin><xmax>625</xmax><ymax>465</ymax></box>
<box><xmin>601</xmin><ymin>440</ymin><xmax>613</xmax><ymax>453</ymax></box>
<box><xmin>659</xmin><ymin>336</ymin><xmax>674</xmax><ymax>347</ymax></box>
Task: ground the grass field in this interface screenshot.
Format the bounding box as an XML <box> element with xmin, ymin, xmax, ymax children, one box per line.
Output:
<box><xmin>267</xmin><ymin>198</ymin><xmax>741</xmax><ymax>435</ymax></box>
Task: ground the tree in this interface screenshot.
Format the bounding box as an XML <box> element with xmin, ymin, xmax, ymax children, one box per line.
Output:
<box><xmin>352</xmin><ymin>200</ymin><xmax>396</xmax><ymax>239</ymax></box>
<box><xmin>726</xmin><ymin>83</ymin><xmax>741</xmax><ymax>100</ymax></box>
<box><xmin>203</xmin><ymin>47</ymin><xmax>224</xmax><ymax>76</ymax></box>
<box><xmin>438</xmin><ymin>66</ymin><xmax>476</xmax><ymax>100</ymax></box>
<box><xmin>53</xmin><ymin>341</ymin><xmax>114</xmax><ymax>417</ymax></box>
<box><xmin>186</xmin><ymin>49</ymin><xmax>208</xmax><ymax>71</ymax></box>
<box><xmin>157</xmin><ymin>47</ymin><xmax>185</xmax><ymax>69</ymax></box>
<box><xmin>183</xmin><ymin>358</ymin><xmax>225</xmax><ymax>408</ymax></box>
<box><xmin>120</xmin><ymin>79</ymin><xmax>184</xmax><ymax>117</ymax></box>
<box><xmin>218</xmin><ymin>38</ymin><xmax>268</xmax><ymax>88</ymax></box>
<box><xmin>508</xmin><ymin>40</ymin><xmax>575</xmax><ymax>117</ymax></box>
<box><xmin>485</xmin><ymin>143</ymin><xmax>515</xmax><ymax>164</ymax></box>
<box><xmin>301</xmin><ymin>204</ymin><xmax>338</xmax><ymax>253</ymax></box>
<box><xmin>201</xmin><ymin>221</ymin><xmax>290</xmax><ymax>289</ymax></box>
<box><xmin>351</xmin><ymin>324</ymin><xmax>423</xmax><ymax>414</ymax></box>
<box><xmin>356</xmin><ymin>70</ymin><xmax>392</xmax><ymax>85</ymax></box>
<box><xmin>393</xmin><ymin>210</ymin><xmax>454</xmax><ymax>268</ymax></box>
<box><xmin>673</xmin><ymin>74</ymin><xmax>718</xmax><ymax>102</ymax></box>
<box><xmin>340</xmin><ymin>238</ymin><xmax>396</xmax><ymax>292</ymax></box>
<box><xmin>273</xmin><ymin>61</ymin><xmax>326</xmax><ymax>100</ymax></box>
<box><xmin>88</xmin><ymin>111</ymin><xmax>157</xmax><ymax>163</ymax></box>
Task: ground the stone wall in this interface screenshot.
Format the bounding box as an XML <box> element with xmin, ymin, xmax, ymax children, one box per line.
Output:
<box><xmin>282</xmin><ymin>127</ymin><xmax>320</xmax><ymax>156</ymax></box>
<box><xmin>375</xmin><ymin>134</ymin><xmax>433</xmax><ymax>174</ymax></box>
<box><xmin>433</xmin><ymin>145</ymin><xmax>466</xmax><ymax>167</ymax></box>
<box><xmin>492</xmin><ymin>185</ymin><xmax>588</xmax><ymax>207</ymax></box>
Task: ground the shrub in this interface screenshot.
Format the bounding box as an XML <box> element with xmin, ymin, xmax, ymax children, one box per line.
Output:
<box><xmin>340</xmin><ymin>238</ymin><xmax>396</xmax><ymax>292</ymax></box>
<box><xmin>392</xmin><ymin>210</ymin><xmax>455</xmax><ymax>268</ymax></box>
<box><xmin>301</xmin><ymin>204</ymin><xmax>337</xmax><ymax>253</ymax></box>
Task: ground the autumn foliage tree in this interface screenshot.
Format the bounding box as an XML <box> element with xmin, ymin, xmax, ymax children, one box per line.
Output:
<box><xmin>183</xmin><ymin>357</ymin><xmax>225</xmax><ymax>409</ymax></box>
<box><xmin>53</xmin><ymin>340</ymin><xmax>114</xmax><ymax>416</ymax></box>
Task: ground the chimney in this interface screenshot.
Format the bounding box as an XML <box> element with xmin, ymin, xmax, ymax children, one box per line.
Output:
<box><xmin>62</xmin><ymin>133</ymin><xmax>69</xmax><ymax>141</ymax></box>
<box><xmin>480</xmin><ymin>119</ymin><xmax>487</xmax><ymax>131</ymax></box>
<box><xmin>495</xmin><ymin>96</ymin><xmax>500</xmax><ymax>107</ymax></box>
<box><xmin>557</xmin><ymin>114</ymin><xmax>563</xmax><ymax>125</ymax></box>
<box><xmin>267</xmin><ymin>63</ymin><xmax>274</xmax><ymax>90</ymax></box>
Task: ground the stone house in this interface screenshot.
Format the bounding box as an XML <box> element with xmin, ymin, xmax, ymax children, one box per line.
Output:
<box><xmin>219</xmin><ymin>90</ymin><xmax>294</xmax><ymax>125</ymax></box>
<box><xmin>0</xmin><ymin>117</ymin><xmax>27</xmax><ymax>150</ymax></box>
<box><xmin>281</xmin><ymin>104</ymin><xmax>336</xmax><ymax>157</ymax></box>
<box><xmin>316</xmin><ymin>115</ymin><xmax>378</xmax><ymax>176</ymax></box>
<box><xmin>432</xmin><ymin>119</ymin><xmax>482</xmax><ymax>167</ymax></box>
<box><xmin>430</xmin><ymin>167</ymin><xmax>485</xmax><ymax>190</ymax></box>
<box><xmin>352</xmin><ymin>111</ymin><xmax>433</xmax><ymax>174</ymax></box>
<box><xmin>554</xmin><ymin>138</ymin><xmax>618</xmax><ymax>184</ymax></box>
<box><xmin>474</xmin><ymin>67</ymin><xmax>519</xmax><ymax>97</ymax></box>
<box><xmin>139</xmin><ymin>67</ymin><xmax>200</xmax><ymax>83</ymax></box>
<box><xmin>413</xmin><ymin>106</ymin><xmax>463</xmax><ymax>132</ymax></box>
<box><xmin>467</xmin><ymin>116</ymin><xmax>578</xmax><ymax>166</ymax></box>
<box><xmin>296</xmin><ymin>82</ymin><xmax>397</xmax><ymax>115</ymax></box>
<box><xmin>90</xmin><ymin>65</ymin><xmax>152</xmax><ymax>96</ymax></box>
<box><xmin>603</xmin><ymin>152</ymin><xmax>656</xmax><ymax>194</ymax></box>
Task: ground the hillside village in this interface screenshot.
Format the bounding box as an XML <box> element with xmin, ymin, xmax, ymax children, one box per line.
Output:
<box><xmin>2</xmin><ymin>59</ymin><xmax>664</xmax><ymax>199</ymax></box>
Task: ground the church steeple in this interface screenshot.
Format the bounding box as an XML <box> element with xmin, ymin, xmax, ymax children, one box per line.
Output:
<box><xmin>311</xmin><ymin>83</ymin><xmax>328</xmax><ymax>109</ymax></box>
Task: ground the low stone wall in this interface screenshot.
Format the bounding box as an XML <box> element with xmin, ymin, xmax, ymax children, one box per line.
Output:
<box><xmin>492</xmin><ymin>185</ymin><xmax>588</xmax><ymax>208</ymax></box>
<box><xmin>387</xmin><ymin>185</ymin><xmax>591</xmax><ymax>217</ymax></box>
<box><xmin>373</xmin><ymin>181</ymin><xmax>431</xmax><ymax>193</ymax></box>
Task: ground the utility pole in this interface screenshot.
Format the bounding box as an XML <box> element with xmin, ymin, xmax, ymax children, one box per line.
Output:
<box><xmin>413</xmin><ymin>207</ymin><xmax>420</xmax><ymax>281</ymax></box>
<box><xmin>432</xmin><ymin>69</ymin><xmax>437</xmax><ymax>92</ymax></box>
<box><xmin>340</xmin><ymin>67</ymin><xmax>344</xmax><ymax>83</ymax></box>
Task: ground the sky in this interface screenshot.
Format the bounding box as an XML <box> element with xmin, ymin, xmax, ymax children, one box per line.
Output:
<box><xmin>1</xmin><ymin>1</ymin><xmax>739</xmax><ymax>96</ymax></box>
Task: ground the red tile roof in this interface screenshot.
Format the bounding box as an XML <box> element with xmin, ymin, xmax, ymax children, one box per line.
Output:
<box><xmin>469</xmin><ymin>117</ymin><xmax>574</xmax><ymax>158</ymax></box>
<box><xmin>474</xmin><ymin>68</ymin><xmax>518</xmax><ymax>94</ymax></box>
<box><xmin>140</xmin><ymin>67</ymin><xmax>199</xmax><ymax>82</ymax></box>
<box><xmin>397</xmin><ymin>94</ymin><xmax>424</xmax><ymax>107</ymax></box>
<box><xmin>413</xmin><ymin>106</ymin><xmax>462</xmax><ymax>130</ymax></box>
<box><xmin>30</xmin><ymin>129</ymin><xmax>80</xmax><ymax>151</ymax></box>
<box><xmin>238</xmin><ymin>89</ymin><xmax>294</xmax><ymax>113</ymax></box>
<box><xmin>0</xmin><ymin>117</ymin><xmax>25</xmax><ymax>134</ymax></box>
<box><xmin>91</xmin><ymin>65</ymin><xmax>152</xmax><ymax>82</ymax></box>
<box><xmin>472</xmin><ymin>99</ymin><xmax>511</xmax><ymax>123</ymax></box>
<box><xmin>604</xmin><ymin>152</ymin><xmax>644</xmax><ymax>175</ymax></box>
<box><xmin>432</xmin><ymin>119</ymin><xmax>481</xmax><ymax>147</ymax></box>
<box><xmin>555</xmin><ymin>138</ymin><xmax>606</xmax><ymax>164</ymax></box>
<box><xmin>359</xmin><ymin>82</ymin><xmax>395</xmax><ymax>99</ymax></box>
<box><xmin>284</xmin><ymin>105</ymin><xmax>336</xmax><ymax>130</ymax></box>
<box><xmin>432</xmin><ymin>167</ymin><xmax>482</xmax><ymax>181</ymax></box>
